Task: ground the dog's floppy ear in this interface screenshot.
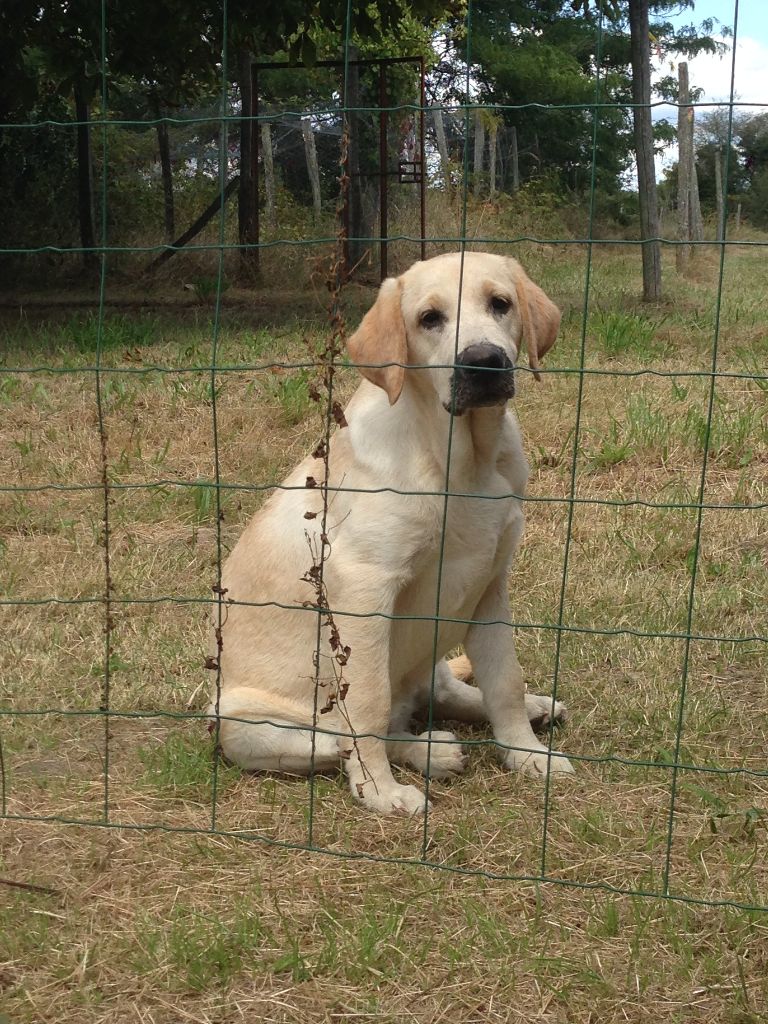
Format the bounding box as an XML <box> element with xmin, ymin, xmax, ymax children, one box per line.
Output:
<box><xmin>347</xmin><ymin>277</ymin><xmax>407</xmax><ymax>405</ymax></box>
<box><xmin>507</xmin><ymin>259</ymin><xmax>561</xmax><ymax>382</ymax></box>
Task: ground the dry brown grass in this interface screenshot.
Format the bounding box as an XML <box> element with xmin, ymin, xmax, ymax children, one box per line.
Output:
<box><xmin>1</xmin><ymin>235</ymin><xmax>767</xmax><ymax>1023</ymax></box>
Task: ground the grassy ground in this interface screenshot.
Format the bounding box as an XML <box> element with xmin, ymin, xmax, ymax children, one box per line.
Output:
<box><xmin>0</xmin><ymin>226</ymin><xmax>767</xmax><ymax>1022</ymax></box>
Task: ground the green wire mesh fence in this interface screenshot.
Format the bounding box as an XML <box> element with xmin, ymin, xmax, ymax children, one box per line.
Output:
<box><xmin>1</xmin><ymin>0</ymin><xmax>766</xmax><ymax>914</ymax></box>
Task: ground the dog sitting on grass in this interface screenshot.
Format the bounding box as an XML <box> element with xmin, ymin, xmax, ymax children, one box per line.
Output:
<box><xmin>208</xmin><ymin>251</ymin><xmax>573</xmax><ymax>816</ymax></box>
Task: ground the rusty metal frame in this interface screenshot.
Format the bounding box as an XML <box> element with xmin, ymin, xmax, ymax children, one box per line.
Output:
<box><xmin>252</xmin><ymin>56</ymin><xmax>427</xmax><ymax>281</ymax></box>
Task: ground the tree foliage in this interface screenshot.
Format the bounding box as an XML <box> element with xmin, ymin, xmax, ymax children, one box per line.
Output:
<box><xmin>2</xmin><ymin>0</ymin><xmax>757</xmax><ymax>273</ymax></box>
<box><xmin>431</xmin><ymin>0</ymin><xmax>722</xmax><ymax>200</ymax></box>
<box><xmin>659</xmin><ymin>109</ymin><xmax>768</xmax><ymax>226</ymax></box>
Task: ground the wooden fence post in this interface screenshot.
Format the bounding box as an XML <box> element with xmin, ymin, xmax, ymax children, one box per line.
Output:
<box><xmin>715</xmin><ymin>144</ymin><xmax>725</xmax><ymax>242</ymax></box>
<box><xmin>473</xmin><ymin>110</ymin><xmax>485</xmax><ymax>197</ymax></box>
<box><xmin>510</xmin><ymin>126</ymin><xmax>519</xmax><ymax>192</ymax></box>
<box><xmin>260</xmin><ymin>121</ymin><xmax>275</xmax><ymax>228</ymax></box>
<box><xmin>676</xmin><ymin>62</ymin><xmax>693</xmax><ymax>272</ymax></box>
<box><xmin>302</xmin><ymin>118</ymin><xmax>322</xmax><ymax>219</ymax></box>
<box><xmin>432</xmin><ymin>106</ymin><xmax>451</xmax><ymax>187</ymax></box>
<box><xmin>489</xmin><ymin>122</ymin><xmax>498</xmax><ymax>198</ymax></box>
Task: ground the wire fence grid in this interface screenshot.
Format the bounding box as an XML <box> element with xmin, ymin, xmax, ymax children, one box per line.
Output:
<box><xmin>1</xmin><ymin>0</ymin><xmax>766</xmax><ymax>914</ymax></box>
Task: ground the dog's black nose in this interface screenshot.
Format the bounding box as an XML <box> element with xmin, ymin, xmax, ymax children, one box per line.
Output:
<box><xmin>455</xmin><ymin>343</ymin><xmax>512</xmax><ymax>371</ymax></box>
<box><xmin>446</xmin><ymin>341</ymin><xmax>515</xmax><ymax>415</ymax></box>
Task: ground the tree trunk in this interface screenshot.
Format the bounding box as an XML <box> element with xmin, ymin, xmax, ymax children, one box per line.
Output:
<box><xmin>154</xmin><ymin>100</ymin><xmax>175</xmax><ymax>243</ymax></box>
<box><xmin>473</xmin><ymin>111</ymin><xmax>485</xmax><ymax>197</ymax></box>
<box><xmin>237</xmin><ymin>49</ymin><xmax>257</xmax><ymax>275</ymax></box>
<box><xmin>628</xmin><ymin>0</ymin><xmax>662</xmax><ymax>301</ymax></box>
<box><xmin>260</xmin><ymin>121</ymin><xmax>276</xmax><ymax>228</ymax></box>
<box><xmin>302</xmin><ymin>118</ymin><xmax>322</xmax><ymax>219</ymax></box>
<box><xmin>676</xmin><ymin>62</ymin><xmax>693</xmax><ymax>271</ymax></box>
<box><xmin>73</xmin><ymin>82</ymin><xmax>97</xmax><ymax>272</ymax></box>
<box><xmin>432</xmin><ymin>106</ymin><xmax>451</xmax><ymax>187</ymax></box>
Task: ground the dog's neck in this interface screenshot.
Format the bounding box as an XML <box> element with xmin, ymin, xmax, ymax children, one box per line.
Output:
<box><xmin>403</xmin><ymin>382</ymin><xmax>509</xmax><ymax>487</ymax></box>
<box><xmin>436</xmin><ymin>405</ymin><xmax>508</xmax><ymax>493</ymax></box>
<box><xmin>348</xmin><ymin>378</ymin><xmax>512</xmax><ymax>492</ymax></box>
<box><xmin>466</xmin><ymin>405</ymin><xmax>508</xmax><ymax>464</ymax></box>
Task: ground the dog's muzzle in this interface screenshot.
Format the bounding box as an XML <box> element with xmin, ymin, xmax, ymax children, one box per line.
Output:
<box><xmin>443</xmin><ymin>342</ymin><xmax>515</xmax><ymax>415</ymax></box>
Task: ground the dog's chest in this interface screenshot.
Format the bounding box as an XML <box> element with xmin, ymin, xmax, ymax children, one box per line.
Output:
<box><xmin>399</xmin><ymin>470</ymin><xmax>520</xmax><ymax>619</ymax></box>
<box><xmin>444</xmin><ymin>492</ymin><xmax>516</xmax><ymax>607</ymax></box>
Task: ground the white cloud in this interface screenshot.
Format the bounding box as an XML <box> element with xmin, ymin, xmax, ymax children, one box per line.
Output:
<box><xmin>683</xmin><ymin>34</ymin><xmax>768</xmax><ymax>106</ymax></box>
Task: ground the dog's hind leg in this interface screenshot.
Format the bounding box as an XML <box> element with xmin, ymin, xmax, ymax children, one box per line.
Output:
<box><xmin>429</xmin><ymin>659</ymin><xmax>486</xmax><ymax>723</ymax></box>
<box><xmin>210</xmin><ymin>687</ymin><xmax>338</xmax><ymax>775</ymax></box>
<box><xmin>444</xmin><ymin>655</ymin><xmax>567</xmax><ymax>730</ymax></box>
<box><xmin>387</xmin><ymin>729</ymin><xmax>467</xmax><ymax>779</ymax></box>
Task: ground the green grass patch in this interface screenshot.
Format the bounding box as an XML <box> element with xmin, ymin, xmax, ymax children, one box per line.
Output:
<box><xmin>591</xmin><ymin>309</ymin><xmax>667</xmax><ymax>360</ymax></box>
<box><xmin>137</xmin><ymin>731</ymin><xmax>242</xmax><ymax>797</ymax></box>
<box><xmin>132</xmin><ymin>902</ymin><xmax>265</xmax><ymax>991</ymax></box>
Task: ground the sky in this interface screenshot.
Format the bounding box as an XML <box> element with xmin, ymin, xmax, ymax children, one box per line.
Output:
<box><xmin>650</xmin><ymin>1</ymin><xmax>767</xmax><ymax>175</ymax></box>
<box><xmin>664</xmin><ymin>0</ymin><xmax>768</xmax><ymax>106</ymax></box>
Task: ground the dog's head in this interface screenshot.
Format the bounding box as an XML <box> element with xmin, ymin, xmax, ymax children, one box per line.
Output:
<box><xmin>347</xmin><ymin>252</ymin><xmax>561</xmax><ymax>414</ymax></box>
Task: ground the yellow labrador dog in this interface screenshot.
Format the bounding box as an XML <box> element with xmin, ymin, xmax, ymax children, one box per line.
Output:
<box><xmin>210</xmin><ymin>251</ymin><xmax>574</xmax><ymax>815</ymax></box>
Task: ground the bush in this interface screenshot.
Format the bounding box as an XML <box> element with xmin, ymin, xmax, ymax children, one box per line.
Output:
<box><xmin>741</xmin><ymin>169</ymin><xmax>768</xmax><ymax>229</ymax></box>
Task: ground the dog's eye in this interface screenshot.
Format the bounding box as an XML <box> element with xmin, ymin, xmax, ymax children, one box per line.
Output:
<box><xmin>491</xmin><ymin>296</ymin><xmax>511</xmax><ymax>315</ymax></box>
<box><xmin>420</xmin><ymin>309</ymin><xmax>443</xmax><ymax>329</ymax></box>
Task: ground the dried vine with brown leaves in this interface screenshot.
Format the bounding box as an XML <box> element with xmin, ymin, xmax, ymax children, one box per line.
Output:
<box><xmin>302</xmin><ymin>122</ymin><xmax>374</xmax><ymax>796</ymax></box>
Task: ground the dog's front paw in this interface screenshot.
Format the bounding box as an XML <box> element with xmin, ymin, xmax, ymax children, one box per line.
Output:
<box><xmin>503</xmin><ymin>745</ymin><xmax>575</xmax><ymax>778</ymax></box>
<box><xmin>355</xmin><ymin>781</ymin><xmax>431</xmax><ymax>817</ymax></box>
<box><xmin>525</xmin><ymin>693</ymin><xmax>568</xmax><ymax>732</ymax></box>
